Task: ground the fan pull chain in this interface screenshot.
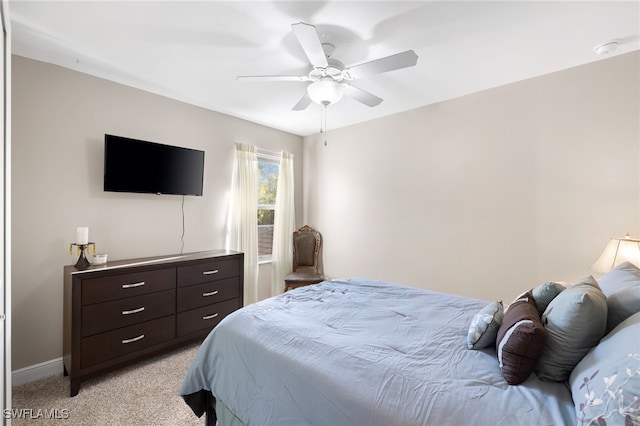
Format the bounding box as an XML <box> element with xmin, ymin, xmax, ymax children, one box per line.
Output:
<box><xmin>324</xmin><ymin>105</ymin><xmax>328</xmax><ymax>146</ymax></box>
<box><xmin>321</xmin><ymin>104</ymin><xmax>328</xmax><ymax>146</ymax></box>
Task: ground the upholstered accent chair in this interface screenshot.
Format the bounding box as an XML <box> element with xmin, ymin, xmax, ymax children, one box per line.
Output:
<box><xmin>284</xmin><ymin>225</ymin><xmax>324</xmax><ymax>292</ymax></box>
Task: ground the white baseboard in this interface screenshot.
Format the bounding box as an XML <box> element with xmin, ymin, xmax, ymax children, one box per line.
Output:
<box><xmin>12</xmin><ymin>358</ymin><xmax>63</xmax><ymax>387</ymax></box>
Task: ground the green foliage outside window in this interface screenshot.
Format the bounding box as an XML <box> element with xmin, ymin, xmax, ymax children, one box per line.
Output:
<box><xmin>258</xmin><ymin>161</ymin><xmax>278</xmax><ymax>225</ymax></box>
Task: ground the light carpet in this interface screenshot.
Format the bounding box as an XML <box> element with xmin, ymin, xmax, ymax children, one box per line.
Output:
<box><xmin>11</xmin><ymin>343</ymin><xmax>204</xmax><ymax>425</ymax></box>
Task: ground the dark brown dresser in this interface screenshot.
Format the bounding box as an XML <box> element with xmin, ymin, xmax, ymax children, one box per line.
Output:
<box><xmin>63</xmin><ymin>250</ymin><xmax>243</xmax><ymax>396</ymax></box>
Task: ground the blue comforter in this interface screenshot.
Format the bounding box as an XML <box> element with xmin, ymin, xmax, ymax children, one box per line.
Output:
<box><xmin>180</xmin><ymin>278</ymin><xmax>575</xmax><ymax>425</ymax></box>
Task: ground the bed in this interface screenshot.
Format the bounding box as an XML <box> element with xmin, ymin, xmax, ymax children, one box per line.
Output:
<box><xmin>180</xmin><ymin>266</ymin><xmax>640</xmax><ymax>426</ymax></box>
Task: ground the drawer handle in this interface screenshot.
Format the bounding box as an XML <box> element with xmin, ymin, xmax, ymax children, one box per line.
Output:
<box><xmin>202</xmin><ymin>270</ymin><xmax>219</xmax><ymax>275</ymax></box>
<box><xmin>122</xmin><ymin>334</ymin><xmax>145</xmax><ymax>344</ymax></box>
<box><xmin>122</xmin><ymin>307</ymin><xmax>145</xmax><ymax>315</ymax></box>
<box><xmin>203</xmin><ymin>313</ymin><xmax>219</xmax><ymax>320</ymax></box>
<box><xmin>122</xmin><ymin>281</ymin><xmax>145</xmax><ymax>289</ymax></box>
<box><xmin>202</xmin><ymin>290</ymin><xmax>219</xmax><ymax>297</ymax></box>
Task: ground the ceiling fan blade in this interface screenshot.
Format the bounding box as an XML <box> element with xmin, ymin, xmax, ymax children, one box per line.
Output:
<box><xmin>345</xmin><ymin>50</ymin><xmax>418</xmax><ymax>80</ymax></box>
<box><xmin>236</xmin><ymin>75</ymin><xmax>310</xmax><ymax>82</ymax></box>
<box><xmin>343</xmin><ymin>84</ymin><xmax>383</xmax><ymax>107</ymax></box>
<box><xmin>291</xmin><ymin>22</ymin><xmax>328</xmax><ymax>68</ymax></box>
<box><xmin>292</xmin><ymin>92</ymin><xmax>312</xmax><ymax>111</ymax></box>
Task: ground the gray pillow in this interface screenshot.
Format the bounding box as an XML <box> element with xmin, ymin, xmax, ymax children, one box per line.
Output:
<box><xmin>597</xmin><ymin>262</ymin><xmax>640</xmax><ymax>333</ymax></box>
<box><xmin>597</xmin><ymin>261</ymin><xmax>640</xmax><ymax>297</ymax></box>
<box><xmin>605</xmin><ymin>286</ymin><xmax>640</xmax><ymax>333</ymax></box>
<box><xmin>531</xmin><ymin>282</ymin><xmax>565</xmax><ymax>314</ymax></box>
<box><xmin>535</xmin><ymin>276</ymin><xmax>608</xmax><ymax>382</ymax></box>
<box><xmin>569</xmin><ymin>312</ymin><xmax>640</xmax><ymax>425</ymax></box>
<box><xmin>466</xmin><ymin>301</ymin><xmax>504</xmax><ymax>350</ymax></box>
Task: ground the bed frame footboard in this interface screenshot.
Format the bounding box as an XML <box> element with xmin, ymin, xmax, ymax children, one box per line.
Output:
<box><xmin>205</xmin><ymin>391</ymin><xmax>217</xmax><ymax>426</ymax></box>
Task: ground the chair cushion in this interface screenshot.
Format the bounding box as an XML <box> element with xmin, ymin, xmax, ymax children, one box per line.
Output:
<box><xmin>295</xmin><ymin>233</ymin><xmax>317</xmax><ymax>266</ymax></box>
<box><xmin>284</xmin><ymin>270</ymin><xmax>324</xmax><ymax>284</ymax></box>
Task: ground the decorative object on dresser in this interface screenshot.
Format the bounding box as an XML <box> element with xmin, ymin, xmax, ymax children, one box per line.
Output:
<box><xmin>92</xmin><ymin>253</ymin><xmax>108</xmax><ymax>265</ymax></box>
<box><xmin>63</xmin><ymin>250</ymin><xmax>243</xmax><ymax>397</ymax></box>
<box><xmin>69</xmin><ymin>226</ymin><xmax>96</xmax><ymax>270</ymax></box>
<box><xmin>283</xmin><ymin>225</ymin><xmax>323</xmax><ymax>292</ymax></box>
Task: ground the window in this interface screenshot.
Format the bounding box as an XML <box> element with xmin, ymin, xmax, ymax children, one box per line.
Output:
<box><xmin>257</xmin><ymin>154</ymin><xmax>279</xmax><ymax>260</ymax></box>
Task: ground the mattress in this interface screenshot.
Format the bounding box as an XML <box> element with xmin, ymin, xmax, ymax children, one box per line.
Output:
<box><xmin>180</xmin><ymin>278</ymin><xmax>575</xmax><ymax>425</ymax></box>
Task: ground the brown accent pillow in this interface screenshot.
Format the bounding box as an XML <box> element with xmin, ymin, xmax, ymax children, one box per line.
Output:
<box><xmin>496</xmin><ymin>291</ymin><xmax>546</xmax><ymax>385</ymax></box>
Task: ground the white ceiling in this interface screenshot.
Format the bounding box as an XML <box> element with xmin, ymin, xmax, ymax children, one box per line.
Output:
<box><xmin>9</xmin><ymin>1</ymin><xmax>640</xmax><ymax>137</ymax></box>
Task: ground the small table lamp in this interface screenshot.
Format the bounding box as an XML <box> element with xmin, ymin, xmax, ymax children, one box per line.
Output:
<box><xmin>591</xmin><ymin>233</ymin><xmax>640</xmax><ymax>273</ymax></box>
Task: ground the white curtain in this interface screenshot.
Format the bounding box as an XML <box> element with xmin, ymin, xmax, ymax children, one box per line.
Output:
<box><xmin>226</xmin><ymin>143</ymin><xmax>259</xmax><ymax>305</ymax></box>
<box><xmin>271</xmin><ymin>151</ymin><xmax>296</xmax><ymax>296</ymax></box>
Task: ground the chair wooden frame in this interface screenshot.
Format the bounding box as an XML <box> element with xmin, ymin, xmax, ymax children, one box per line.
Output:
<box><xmin>283</xmin><ymin>225</ymin><xmax>324</xmax><ymax>292</ymax></box>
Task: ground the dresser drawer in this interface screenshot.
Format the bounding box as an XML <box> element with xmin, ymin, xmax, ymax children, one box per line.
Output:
<box><xmin>177</xmin><ymin>259</ymin><xmax>241</xmax><ymax>287</ymax></box>
<box><xmin>177</xmin><ymin>277</ymin><xmax>240</xmax><ymax>313</ymax></box>
<box><xmin>81</xmin><ymin>289</ymin><xmax>175</xmax><ymax>337</ymax></box>
<box><xmin>177</xmin><ymin>298</ymin><xmax>240</xmax><ymax>337</ymax></box>
<box><xmin>81</xmin><ymin>315</ymin><xmax>175</xmax><ymax>369</ymax></box>
<box><xmin>82</xmin><ymin>268</ymin><xmax>176</xmax><ymax>305</ymax></box>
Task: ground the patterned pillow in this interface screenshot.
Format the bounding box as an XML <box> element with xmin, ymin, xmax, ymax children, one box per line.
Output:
<box><xmin>466</xmin><ymin>301</ymin><xmax>504</xmax><ymax>350</ymax></box>
<box><xmin>496</xmin><ymin>292</ymin><xmax>546</xmax><ymax>385</ymax></box>
<box><xmin>569</xmin><ymin>312</ymin><xmax>640</xmax><ymax>426</ymax></box>
<box><xmin>531</xmin><ymin>282</ymin><xmax>565</xmax><ymax>314</ymax></box>
<box><xmin>535</xmin><ymin>276</ymin><xmax>608</xmax><ymax>382</ymax></box>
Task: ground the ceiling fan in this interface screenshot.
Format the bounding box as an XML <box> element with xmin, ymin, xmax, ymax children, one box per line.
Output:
<box><xmin>237</xmin><ymin>22</ymin><xmax>419</xmax><ymax>111</ymax></box>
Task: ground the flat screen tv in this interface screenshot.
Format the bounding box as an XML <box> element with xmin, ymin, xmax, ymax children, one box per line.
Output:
<box><xmin>104</xmin><ymin>134</ymin><xmax>205</xmax><ymax>196</ymax></box>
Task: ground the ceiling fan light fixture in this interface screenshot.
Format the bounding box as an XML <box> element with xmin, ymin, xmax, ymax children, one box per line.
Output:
<box><xmin>307</xmin><ymin>80</ymin><xmax>345</xmax><ymax>106</ymax></box>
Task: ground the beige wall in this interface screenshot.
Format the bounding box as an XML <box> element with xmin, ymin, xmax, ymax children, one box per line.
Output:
<box><xmin>11</xmin><ymin>56</ymin><xmax>303</xmax><ymax>370</ymax></box>
<box><xmin>11</xmin><ymin>51</ymin><xmax>640</xmax><ymax>371</ymax></box>
<box><xmin>304</xmin><ymin>51</ymin><xmax>640</xmax><ymax>303</ymax></box>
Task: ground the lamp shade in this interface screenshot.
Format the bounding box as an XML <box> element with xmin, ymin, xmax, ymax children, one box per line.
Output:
<box><xmin>591</xmin><ymin>234</ymin><xmax>640</xmax><ymax>273</ymax></box>
<box><xmin>307</xmin><ymin>80</ymin><xmax>344</xmax><ymax>106</ymax></box>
